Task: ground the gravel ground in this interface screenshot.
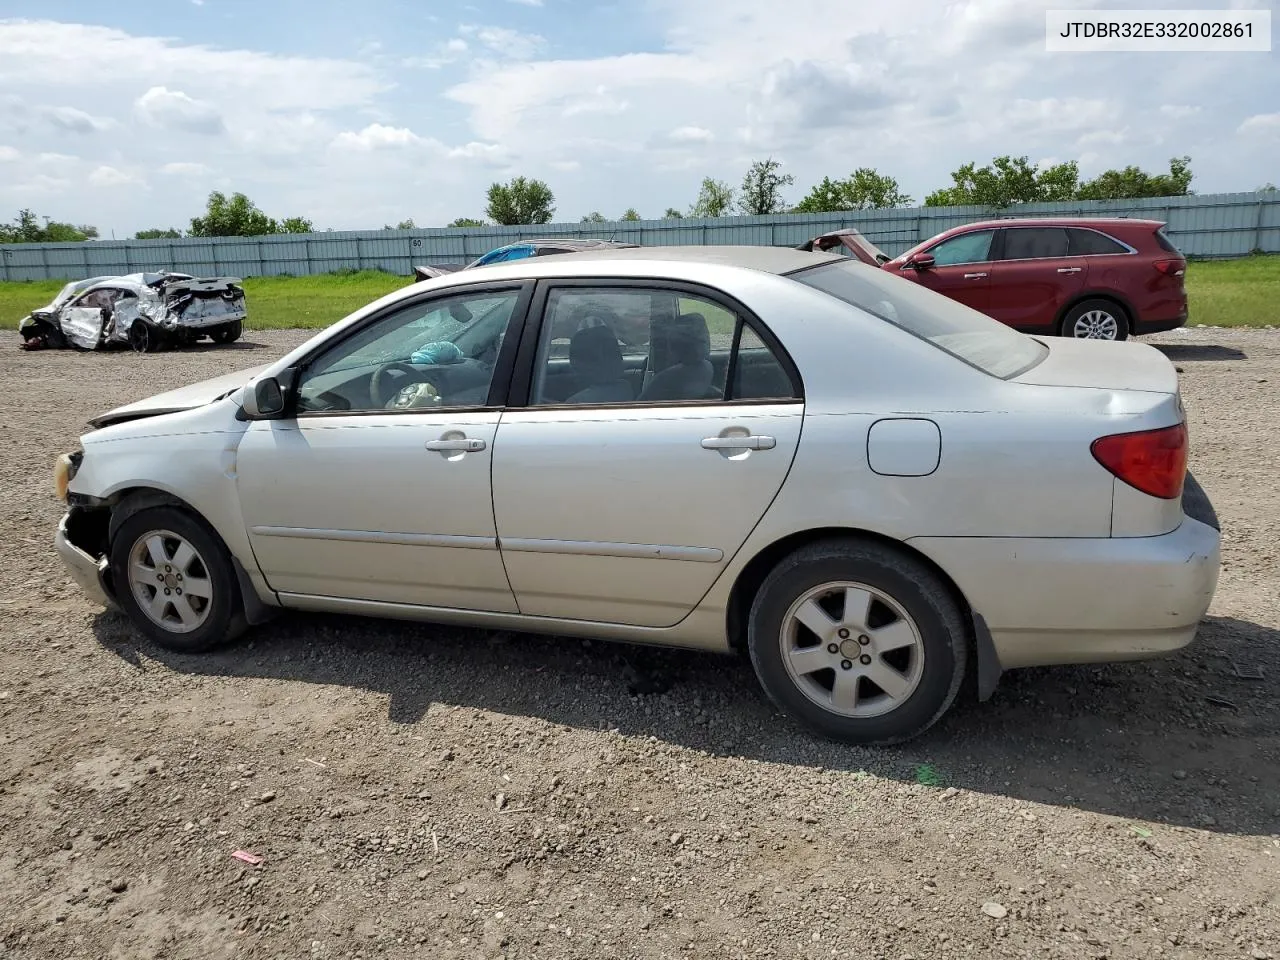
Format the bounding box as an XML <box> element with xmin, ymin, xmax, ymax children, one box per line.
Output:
<box><xmin>0</xmin><ymin>327</ymin><xmax>1276</xmax><ymax>960</ymax></box>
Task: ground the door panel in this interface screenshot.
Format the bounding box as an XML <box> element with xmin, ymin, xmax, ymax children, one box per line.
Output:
<box><xmin>60</xmin><ymin>306</ymin><xmax>107</xmax><ymax>349</ymax></box>
<box><xmin>237</xmin><ymin>413</ymin><xmax>516</xmax><ymax>610</ymax></box>
<box><xmin>491</xmin><ymin>405</ymin><xmax>803</xmax><ymax>626</ymax></box>
<box><xmin>988</xmin><ymin>227</ymin><xmax>1085</xmax><ymax>331</ymax></box>
<box><xmin>903</xmin><ymin>264</ymin><xmax>993</xmax><ymax>312</ymax></box>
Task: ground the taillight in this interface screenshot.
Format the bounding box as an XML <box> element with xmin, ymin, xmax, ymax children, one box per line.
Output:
<box><xmin>1153</xmin><ymin>259</ymin><xmax>1186</xmax><ymax>277</ymax></box>
<box><xmin>1091</xmin><ymin>423</ymin><xmax>1187</xmax><ymax>499</ymax></box>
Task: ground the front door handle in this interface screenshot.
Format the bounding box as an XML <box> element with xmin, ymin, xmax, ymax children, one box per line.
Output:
<box><xmin>963</xmin><ymin>272</ymin><xmax>988</xmax><ymax>279</ymax></box>
<box><xmin>1057</xmin><ymin>266</ymin><xmax>1083</xmax><ymax>274</ymax></box>
<box><xmin>701</xmin><ymin>435</ymin><xmax>776</xmax><ymax>451</ymax></box>
<box><xmin>424</xmin><ymin>437</ymin><xmax>486</xmax><ymax>452</ymax></box>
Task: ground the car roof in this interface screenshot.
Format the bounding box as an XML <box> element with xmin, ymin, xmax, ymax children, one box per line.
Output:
<box><xmin>543</xmin><ymin>244</ymin><xmax>845</xmax><ymax>275</ymax></box>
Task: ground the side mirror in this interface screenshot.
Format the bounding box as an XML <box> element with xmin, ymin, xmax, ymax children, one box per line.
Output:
<box><xmin>907</xmin><ymin>253</ymin><xmax>936</xmax><ymax>271</ymax></box>
<box><xmin>241</xmin><ymin>369</ymin><xmax>294</xmax><ymax>419</ymax></box>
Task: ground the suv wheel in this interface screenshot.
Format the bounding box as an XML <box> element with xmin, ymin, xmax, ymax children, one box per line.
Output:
<box><xmin>1061</xmin><ymin>299</ymin><xmax>1128</xmax><ymax>341</ymax></box>
<box><xmin>747</xmin><ymin>539</ymin><xmax>968</xmax><ymax>745</ymax></box>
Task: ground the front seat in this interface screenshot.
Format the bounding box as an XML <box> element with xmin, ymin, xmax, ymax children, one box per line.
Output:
<box><xmin>563</xmin><ymin>325</ymin><xmax>633</xmax><ymax>404</ymax></box>
<box><xmin>639</xmin><ymin>312</ymin><xmax>714</xmax><ymax>402</ymax></box>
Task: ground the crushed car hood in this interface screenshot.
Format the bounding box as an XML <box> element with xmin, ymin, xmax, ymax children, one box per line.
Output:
<box><xmin>89</xmin><ymin>364</ymin><xmax>269</xmax><ymax>429</ymax></box>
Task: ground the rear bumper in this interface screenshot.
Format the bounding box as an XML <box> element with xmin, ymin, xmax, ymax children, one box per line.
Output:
<box><xmin>908</xmin><ymin>515</ymin><xmax>1221</xmax><ymax>670</ymax></box>
<box><xmin>1134</xmin><ymin>309</ymin><xmax>1188</xmax><ymax>336</ymax></box>
<box><xmin>54</xmin><ymin>515</ymin><xmax>115</xmax><ymax>610</ymax></box>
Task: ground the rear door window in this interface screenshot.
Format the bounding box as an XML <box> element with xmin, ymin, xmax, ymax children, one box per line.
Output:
<box><xmin>1067</xmin><ymin>229</ymin><xmax>1128</xmax><ymax>255</ymax></box>
<box><xmin>1001</xmin><ymin>228</ymin><xmax>1069</xmax><ymax>260</ymax></box>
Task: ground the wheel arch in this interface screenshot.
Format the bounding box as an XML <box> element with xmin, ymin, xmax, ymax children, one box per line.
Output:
<box><xmin>725</xmin><ymin>526</ymin><xmax>1001</xmax><ymax>699</ymax></box>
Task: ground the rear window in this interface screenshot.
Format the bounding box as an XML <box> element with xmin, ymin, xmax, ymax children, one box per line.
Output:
<box><xmin>1067</xmin><ymin>228</ymin><xmax>1128</xmax><ymax>255</ymax></box>
<box><xmin>1154</xmin><ymin>227</ymin><xmax>1182</xmax><ymax>255</ymax></box>
<box><xmin>791</xmin><ymin>260</ymin><xmax>1047</xmax><ymax>380</ymax></box>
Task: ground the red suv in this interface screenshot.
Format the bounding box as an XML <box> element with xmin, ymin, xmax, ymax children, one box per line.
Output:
<box><xmin>885</xmin><ymin>218</ymin><xmax>1188</xmax><ymax>340</ymax></box>
<box><xmin>807</xmin><ymin>219</ymin><xmax>1189</xmax><ymax>341</ymax></box>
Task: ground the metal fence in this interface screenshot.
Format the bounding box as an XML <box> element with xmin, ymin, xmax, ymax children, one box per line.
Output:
<box><xmin>2</xmin><ymin>191</ymin><xmax>1276</xmax><ymax>282</ymax></box>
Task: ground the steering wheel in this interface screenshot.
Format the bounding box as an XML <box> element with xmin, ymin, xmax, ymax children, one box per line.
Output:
<box><xmin>371</xmin><ymin>361</ymin><xmax>431</xmax><ymax>408</ymax></box>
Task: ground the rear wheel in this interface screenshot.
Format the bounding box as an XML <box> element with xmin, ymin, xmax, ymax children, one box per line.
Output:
<box><xmin>747</xmin><ymin>540</ymin><xmax>968</xmax><ymax>745</ymax></box>
<box><xmin>110</xmin><ymin>506</ymin><xmax>245</xmax><ymax>653</ymax></box>
<box><xmin>1061</xmin><ymin>299</ymin><xmax>1129</xmax><ymax>341</ymax></box>
<box><xmin>128</xmin><ymin>321</ymin><xmax>164</xmax><ymax>353</ymax></box>
<box><xmin>210</xmin><ymin>319</ymin><xmax>243</xmax><ymax>344</ymax></box>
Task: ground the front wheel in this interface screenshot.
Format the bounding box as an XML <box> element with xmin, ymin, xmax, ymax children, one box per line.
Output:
<box><xmin>747</xmin><ymin>540</ymin><xmax>968</xmax><ymax>745</ymax></box>
<box><xmin>1061</xmin><ymin>299</ymin><xmax>1129</xmax><ymax>341</ymax></box>
<box><xmin>109</xmin><ymin>506</ymin><xmax>245</xmax><ymax>653</ymax></box>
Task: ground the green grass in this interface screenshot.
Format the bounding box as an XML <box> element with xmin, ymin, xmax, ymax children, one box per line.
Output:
<box><xmin>2</xmin><ymin>257</ymin><xmax>1278</xmax><ymax>332</ymax></box>
<box><xmin>1185</xmin><ymin>254</ymin><xmax>1280</xmax><ymax>328</ymax></box>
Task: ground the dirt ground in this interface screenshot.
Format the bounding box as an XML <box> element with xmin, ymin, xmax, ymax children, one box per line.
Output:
<box><xmin>0</xmin><ymin>326</ymin><xmax>1276</xmax><ymax>960</ymax></box>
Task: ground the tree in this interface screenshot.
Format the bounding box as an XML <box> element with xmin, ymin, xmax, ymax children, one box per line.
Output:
<box><xmin>738</xmin><ymin>158</ymin><xmax>794</xmax><ymax>215</ymax></box>
<box><xmin>279</xmin><ymin>216</ymin><xmax>314</xmax><ymax>234</ymax></box>
<box><xmin>383</xmin><ymin>218</ymin><xmax>416</xmax><ymax>230</ymax></box>
<box><xmin>793</xmin><ymin>168</ymin><xmax>912</xmax><ymax>213</ymax></box>
<box><xmin>189</xmin><ymin>191</ymin><xmax>279</xmax><ymax>236</ymax></box>
<box><xmin>925</xmin><ymin>156</ymin><xmax>1080</xmax><ymax>207</ymax></box>
<box><xmin>663</xmin><ymin>207</ymin><xmax>683</xmax><ymax>219</ymax></box>
<box><xmin>688</xmin><ymin>177</ymin><xmax>734</xmax><ymax>218</ymax></box>
<box><xmin>0</xmin><ymin>209</ymin><xmax>98</xmax><ymax>243</ymax></box>
<box><xmin>620</xmin><ymin>208</ymin><xmax>641</xmax><ymax>221</ymax></box>
<box><xmin>448</xmin><ymin>217</ymin><xmax>486</xmax><ymax>228</ymax></box>
<box><xmin>1076</xmin><ymin>156</ymin><xmax>1194</xmax><ymax>200</ymax></box>
<box><xmin>135</xmin><ymin>228</ymin><xmax>182</xmax><ymax>240</ymax></box>
<box><xmin>581</xmin><ymin>211</ymin><xmax>607</xmax><ymax>223</ymax></box>
<box><xmin>485</xmin><ymin>176</ymin><xmax>555</xmax><ymax>225</ymax></box>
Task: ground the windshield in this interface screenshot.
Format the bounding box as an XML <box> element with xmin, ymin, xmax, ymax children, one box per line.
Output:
<box><xmin>791</xmin><ymin>260</ymin><xmax>1047</xmax><ymax>379</ymax></box>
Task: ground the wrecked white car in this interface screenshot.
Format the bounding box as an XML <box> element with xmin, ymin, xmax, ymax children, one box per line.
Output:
<box><xmin>18</xmin><ymin>272</ymin><xmax>247</xmax><ymax>353</ymax></box>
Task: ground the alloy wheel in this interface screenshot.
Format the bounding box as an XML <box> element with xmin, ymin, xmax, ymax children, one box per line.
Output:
<box><xmin>1071</xmin><ymin>309</ymin><xmax>1120</xmax><ymax>340</ymax></box>
<box><xmin>779</xmin><ymin>580</ymin><xmax>925</xmax><ymax>719</ymax></box>
<box><xmin>126</xmin><ymin>529</ymin><xmax>214</xmax><ymax>634</ymax></box>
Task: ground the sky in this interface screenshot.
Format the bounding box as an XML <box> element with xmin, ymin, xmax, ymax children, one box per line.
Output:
<box><xmin>0</xmin><ymin>0</ymin><xmax>1276</xmax><ymax>237</ymax></box>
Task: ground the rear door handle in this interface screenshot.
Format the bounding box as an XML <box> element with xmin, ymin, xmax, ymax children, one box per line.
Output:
<box><xmin>424</xmin><ymin>437</ymin><xmax>486</xmax><ymax>452</ymax></box>
<box><xmin>1057</xmin><ymin>267</ymin><xmax>1082</xmax><ymax>274</ymax></box>
<box><xmin>963</xmin><ymin>272</ymin><xmax>988</xmax><ymax>279</ymax></box>
<box><xmin>701</xmin><ymin>435</ymin><xmax>776</xmax><ymax>451</ymax></box>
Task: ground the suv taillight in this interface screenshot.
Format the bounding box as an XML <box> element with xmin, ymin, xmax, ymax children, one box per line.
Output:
<box><xmin>1091</xmin><ymin>423</ymin><xmax>1187</xmax><ymax>499</ymax></box>
<box><xmin>1153</xmin><ymin>259</ymin><xmax>1186</xmax><ymax>277</ymax></box>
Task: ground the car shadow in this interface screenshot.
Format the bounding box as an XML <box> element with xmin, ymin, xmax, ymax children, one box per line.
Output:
<box><xmin>91</xmin><ymin>611</ymin><xmax>1279</xmax><ymax>837</ymax></box>
<box><xmin>1151</xmin><ymin>343</ymin><xmax>1247</xmax><ymax>362</ymax></box>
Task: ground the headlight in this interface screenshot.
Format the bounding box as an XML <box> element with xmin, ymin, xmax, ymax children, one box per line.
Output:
<box><xmin>53</xmin><ymin>452</ymin><xmax>81</xmax><ymax>501</ymax></box>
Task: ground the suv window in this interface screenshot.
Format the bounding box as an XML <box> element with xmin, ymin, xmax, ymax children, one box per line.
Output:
<box><xmin>1001</xmin><ymin>227</ymin><xmax>1069</xmax><ymax>260</ymax></box>
<box><xmin>792</xmin><ymin>260</ymin><xmax>1047</xmax><ymax>380</ymax></box>
<box><xmin>1154</xmin><ymin>227</ymin><xmax>1182</xmax><ymax>254</ymax></box>
<box><xmin>1066</xmin><ymin>228</ymin><xmax>1127</xmax><ymax>255</ymax></box>
<box><xmin>530</xmin><ymin>286</ymin><xmax>797</xmax><ymax>405</ymax></box>
<box><xmin>926</xmin><ymin>229</ymin><xmax>994</xmax><ymax>266</ymax></box>
<box><xmin>295</xmin><ymin>289</ymin><xmax>522</xmax><ymax>414</ymax></box>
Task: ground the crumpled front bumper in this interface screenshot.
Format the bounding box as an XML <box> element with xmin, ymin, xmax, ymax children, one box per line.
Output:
<box><xmin>54</xmin><ymin>514</ymin><xmax>116</xmax><ymax>610</ymax></box>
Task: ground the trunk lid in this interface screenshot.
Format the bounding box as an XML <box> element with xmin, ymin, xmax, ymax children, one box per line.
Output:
<box><xmin>1013</xmin><ymin>337</ymin><xmax>1178</xmax><ymax>395</ymax></box>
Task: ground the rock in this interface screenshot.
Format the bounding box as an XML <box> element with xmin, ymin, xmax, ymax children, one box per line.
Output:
<box><xmin>669</xmin><ymin>832</ymin><xmax>684</xmax><ymax>846</ymax></box>
<box><xmin>1172</xmin><ymin>770</ymin><xmax>1187</xmax><ymax>780</ymax></box>
<box><xmin>1250</xmin><ymin>949</ymin><xmax>1272</xmax><ymax>960</ymax></box>
<box><xmin>259</xmin><ymin>790</ymin><xmax>276</xmax><ymax>803</ymax></box>
<box><xmin>495</xmin><ymin>793</ymin><xmax>507</xmax><ymax>811</ymax></box>
<box><xmin>941</xmin><ymin>787</ymin><xmax>959</xmax><ymax>800</ymax></box>
<box><xmin>982</xmin><ymin>902</ymin><xmax>1008</xmax><ymax>919</ymax></box>
<box><xmin>108</xmin><ymin>879</ymin><xmax>128</xmax><ymax>893</ymax></box>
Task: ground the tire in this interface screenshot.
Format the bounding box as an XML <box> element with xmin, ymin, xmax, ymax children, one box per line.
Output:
<box><xmin>128</xmin><ymin>321</ymin><xmax>164</xmax><ymax>353</ymax></box>
<box><xmin>747</xmin><ymin>539</ymin><xmax>968</xmax><ymax>745</ymax></box>
<box><xmin>109</xmin><ymin>506</ymin><xmax>246</xmax><ymax>653</ymax></box>
<box><xmin>1060</xmin><ymin>299</ymin><xmax>1129</xmax><ymax>341</ymax></box>
<box><xmin>210</xmin><ymin>319</ymin><xmax>243</xmax><ymax>344</ymax></box>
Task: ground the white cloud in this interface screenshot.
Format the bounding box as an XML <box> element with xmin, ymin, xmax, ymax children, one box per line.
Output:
<box><xmin>458</xmin><ymin>25</ymin><xmax>546</xmax><ymax>60</ymax></box>
<box><xmin>1239</xmin><ymin>113</ymin><xmax>1280</xmax><ymax>135</ymax></box>
<box><xmin>668</xmin><ymin>126</ymin><xmax>713</xmax><ymax>143</ymax></box>
<box><xmin>331</xmin><ymin>123</ymin><xmax>423</xmax><ymax>151</ymax></box>
<box><xmin>88</xmin><ymin>165</ymin><xmax>142</xmax><ymax>187</ymax></box>
<box><xmin>134</xmin><ymin>86</ymin><xmax>225</xmax><ymax>134</ymax></box>
<box><xmin>160</xmin><ymin>161</ymin><xmax>213</xmax><ymax>176</ymax></box>
<box><xmin>0</xmin><ymin>145</ymin><xmax>18</xmax><ymax>161</ymax></box>
<box><xmin>508</xmin><ymin>0</ymin><xmax>543</xmax><ymax>6</ymax></box>
<box><xmin>41</xmin><ymin>105</ymin><xmax>114</xmax><ymax>133</ymax></box>
<box><xmin>1160</xmin><ymin>105</ymin><xmax>1201</xmax><ymax>120</ymax></box>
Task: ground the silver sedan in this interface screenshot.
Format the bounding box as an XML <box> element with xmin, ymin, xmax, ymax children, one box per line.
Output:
<box><xmin>52</xmin><ymin>246</ymin><xmax>1221</xmax><ymax>744</ymax></box>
